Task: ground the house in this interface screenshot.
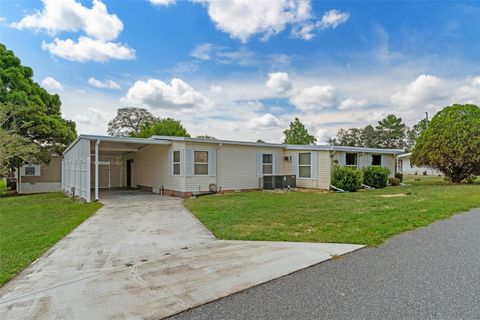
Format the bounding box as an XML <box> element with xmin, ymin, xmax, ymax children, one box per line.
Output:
<box><xmin>61</xmin><ymin>135</ymin><xmax>404</xmax><ymax>202</ymax></box>
<box><xmin>396</xmin><ymin>152</ymin><xmax>440</xmax><ymax>176</ymax></box>
<box><xmin>16</xmin><ymin>155</ymin><xmax>62</xmax><ymax>194</ymax></box>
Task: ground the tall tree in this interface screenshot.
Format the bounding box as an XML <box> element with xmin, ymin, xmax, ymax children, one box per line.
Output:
<box><xmin>329</xmin><ymin>125</ymin><xmax>379</xmax><ymax>148</ymax></box>
<box><xmin>375</xmin><ymin>114</ymin><xmax>407</xmax><ymax>149</ymax></box>
<box><xmin>328</xmin><ymin>128</ymin><xmax>363</xmax><ymax>146</ymax></box>
<box><xmin>107</xmin><ymin>107</ymin><xmax>157</xmax><ymax>136</ymax></box>
<box><xmin>134</xmin><ymin>118</ymin><xmax>190</xmax><ymax>138</ymax></box>
<box><xmin>406</xmin><ymin>118</ymin><xmax>429</xmax><ymax>151</ymax></box>
<box><xmin>360</xmin><ymin>125</ymin><xmax>378</xmax><ymax>148</ymax></box>
<box><xmin>283</xmin><ymin>117</ymin><xmax>317</xmax><ymax>145</ymax></box>
<box><xmin>0</xmin><ymin>129</ymin><xmax>40</xmax><ymax>176</ymax></box>
<box><xmin>0</xmin><ymin>43</ymin><xmax>76</xmax><ymax>165</ymax></box>
<box><xmin>411</xmin><ymin>104</ymin><xmax>480</xmax><ymax>183</ymax></box>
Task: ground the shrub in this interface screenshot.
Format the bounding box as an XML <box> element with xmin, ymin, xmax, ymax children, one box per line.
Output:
<box><xmin>331</xmin><ymin>166</ymin><xmax>363</xmax><ymax>192</ymax></box>
<box><xmin>388</xmin><ymin>177</ymin><xmax>401</xmax><ymax>186</ymax></box>
<box><xmin>395</xmin><ymin>172</ymin><xmax>403</xmax><ymax>182</ymax></box>
<box><xmin>363</xmin><ymin>166</ymin><xmax>391</xmax><ymax>189</ymax></box>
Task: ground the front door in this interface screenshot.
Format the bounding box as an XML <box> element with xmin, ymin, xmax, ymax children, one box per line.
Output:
<box><xmin>126</xmin><ymin>160</ymin><xmax>132</xmax><ymax>188</ymax></box>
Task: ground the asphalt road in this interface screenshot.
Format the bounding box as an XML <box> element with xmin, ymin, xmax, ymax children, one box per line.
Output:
<box><xmin>171</xmin><ymin>208</ymin><xmax>480</xmax><ymax>320</ymax></box>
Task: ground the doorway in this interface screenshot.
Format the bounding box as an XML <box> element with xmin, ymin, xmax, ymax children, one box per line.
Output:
<box><xmin>126</xmin><ymin>160</ymin><xmax>132</xmax><ymax>188</ymax></box>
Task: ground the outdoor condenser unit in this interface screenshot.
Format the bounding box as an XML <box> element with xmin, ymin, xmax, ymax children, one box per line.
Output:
<box><xmin>262</xmin><ymin>175</ymin><xmax>296</xmax><ymax>190</ymax></box>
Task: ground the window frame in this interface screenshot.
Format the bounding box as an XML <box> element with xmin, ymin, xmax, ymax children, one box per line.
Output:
<box><xmin>194</xmin><ymin>150</ymin><xmax>209</xmax><ymax>176</ymax></box>
<box><xmin>298</xmin><ymin>152</ymin><xmax>312</xmax><ymax>179</ymax></box>
<box><xmin>371</xmin><ymin>154</ymin><xmax>382</xmax><ymax>166</ymax></box>
<box><xmin>172</xmin><ymin>150</ymin><xmax>181</xmax><ymax>175</ymax></box>
<box><xmin>24</xmin><ymin>166</ymin><xmax>36</xmax><ymax>176</ymax></box>
<box><xmin>345</xmin><ymin>153</ymin><xmax>358</xmax><ymax>167</ymax></box>
<box><xmin>262</xmin><ymin>153</ymin><xmax>273</xmax><ymax>175</ymax></box>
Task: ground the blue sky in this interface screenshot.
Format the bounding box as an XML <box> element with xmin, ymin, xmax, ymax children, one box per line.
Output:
<box><xmin>1</xmin><ymin>0</ymin><xmax>479</xmax><ymax>142</ymax></box>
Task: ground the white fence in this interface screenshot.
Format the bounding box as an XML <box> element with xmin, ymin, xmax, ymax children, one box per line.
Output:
<box><xmin>62</xmin><ymin>138</ymin><xmax>91</xmax><ymax>202</ymax></box>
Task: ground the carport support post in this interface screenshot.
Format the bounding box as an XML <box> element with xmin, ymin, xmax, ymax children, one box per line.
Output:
<box><xmin>95</xmin><ymin>139</ymin><xmax>100</xmax><ymax>201</ymax></box>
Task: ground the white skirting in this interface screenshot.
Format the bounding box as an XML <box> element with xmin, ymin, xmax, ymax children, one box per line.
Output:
<box><xmin>18</xmin><ymin>182</ymin><xmax>62</xmax><ymax>194</ymax></box>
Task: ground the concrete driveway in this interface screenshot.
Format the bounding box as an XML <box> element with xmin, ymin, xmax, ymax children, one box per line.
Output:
<box><xmin>0</xmin><ymin>190</ymin><xmax>363</xmax><ymax>319</ymax></box>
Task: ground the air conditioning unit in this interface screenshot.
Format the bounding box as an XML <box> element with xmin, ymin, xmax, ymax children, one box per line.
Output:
<box><xmin>262</xmin><ymin>175</ymin><xmax>296</xmax><ymax>190</ymax></box>
<box><xmin>284</xmin><ymin>156</ymin><xmax>292</xmax><ymax>162</ymax></box>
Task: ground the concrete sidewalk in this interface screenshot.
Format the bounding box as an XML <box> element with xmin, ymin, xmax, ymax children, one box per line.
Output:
<box><xmin>0</xmin><ymin>190</ymin><xmax>363</xmax><ymax>319</ymax></box>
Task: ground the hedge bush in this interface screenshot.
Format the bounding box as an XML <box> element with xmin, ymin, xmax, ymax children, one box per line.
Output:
<box><xmin>388</xmin><ymin>177</ymin><xmax>401</xmax><ymax>186</ymax></box>
<box><xmin>331</xmin><ymin>166</ymin><xmax>363</xmax><ymax>192</ymax></box>
<box><xmin>363</xmin><ymin>166</ymin><xmax>391</xmax><ymax>189</ymax></box>
<box><xmin>395</xmin><ymin>172</ymin><xmax>403</xmax><ymax>182</ymax></box>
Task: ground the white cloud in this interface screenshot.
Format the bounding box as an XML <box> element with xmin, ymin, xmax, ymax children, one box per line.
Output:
<box><xmin>42</xmin><ymin>37</ymin><xmax>135</xmax><ymax>62</ymax></box>
<box><xmin>472</xmin><ymin>76</ymin><xmax>480</xmax><ymax>86</ymax></box>
<box><xmin>13</xmin><ymin>0</ymin><xmax>133</xmax><ymax>63</ymax></box>
<box><xmin>191</xmin><ymin>43</ymin><xmax>213</xmax><ymax>60</ymax></box>
<box><xmin>290</xmin><ymin>85</ymin><xmax>337</xmax><ymax>111</ymax></box>
<box><xmin>149</xmin><ymin>0</ymin><xmax>176</xmax><ymax>5</ymax></box>
<box><xmin>317</xmin><ymin>10</ymin><xmax>350</xmax><ymax>30</ymax></box>
<box><xmin>291</xmin><ymin>22</ymin><xmax>316</xmax><ymax>40</ymax></box>
<box><xmin>193</xmin><ymin>0</ymin><xmax>313</xmax><ymax>42</ymax></box>
<box><xmin>390</xmin><ymin>74</ymin><xmax>446</xmax><ymax>108</ymax></box>
<box><xmin>246</xmin><ymin>113</ymin><xmax>283</xmax><ymax>129</ymax></box>
<box><xmin>73</xmin><ymin>107</ymin><xmax>111</xmax><ymax>126</ymax></box>
<box><xmin>315</xmin><ymin>128</ymin><xmax>330</xmax><ymax>143</ymax></box>
<box><xmin>266</xmin><ymin>72</ymin><xmax>293</xmax><ymax>94</ymax></box>
<box><xmin>453</xmin><ymin>76</ymin><xmax>480</xmax><ymax>104</ymax></box>
<box><xmin>190</xmin><ymin>44</ymin><xmax>257</xmax><ymax>66</ymax></box>
<box><xmin>11</xmin><ymin>0</ymin><xmax>123</xmax><ymax>41</ymax></box>
<box><xmin>338</xmin><ymin>98</ymin><xmax>368</xmax><ymax>110</ymax></box>
<box><xmin>210</xmin><ymin>85</ymin><xmax>223</xmax><ymax>94</ymax></box>
<box><xmin>121</xmin><ymin>78</ymin><xmax>213</xmax><ymax>111</ymax></box>
<box><xmin>216</xmin><ymin>47</ymin><xmax>256</xmax><ymax>66</ymax></box>
<box><xmin>41</xmin><ymin>76</ymin><xmax>63</xmax><ymax>92</ymax></box>
<box><xmin>88</xmin><ymin>77</ymin><xmax>121</xmax><ymax>89</ymax></box>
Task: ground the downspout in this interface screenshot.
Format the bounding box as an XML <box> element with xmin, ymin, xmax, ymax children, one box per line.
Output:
<box><xmin>17</xmin><ymin>165</ymin><xmax>21</xmax><ymax>194</ymax></box>
<box><xmin>95</xmin><ymin>139</ymin><xmax>100</xmax><ymax>201</ymax></box>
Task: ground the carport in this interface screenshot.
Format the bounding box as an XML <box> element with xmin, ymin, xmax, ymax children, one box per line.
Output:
<box><xmin>62</xmin><ymin>135</ymin><xmax>171</xmax><ymax>202</ymax></box>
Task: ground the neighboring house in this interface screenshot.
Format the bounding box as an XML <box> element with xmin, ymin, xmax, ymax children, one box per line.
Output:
<box><xmin>61</xmin><ymin>135</ymin><xmax>404</xmax><ymax>202</ymax></box>
<box><xmin>396</xmin><ymin>153</ymin><xmax>440</xmax><ymax>176</ymax></box>
<box><xmin>17</xmin><ymin>155</ymin><xmax>62</xmax><ymax>194</ymax></box>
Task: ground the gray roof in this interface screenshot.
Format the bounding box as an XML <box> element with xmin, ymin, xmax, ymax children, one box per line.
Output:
<box><xmin>63</xmin><ymin>134</ymin><xmax>171</xmax><ymax>155</ymax></box>
<box><xmin>150</xmin><ymin>135</ymin><xmax>405</xmax><ymax>154</ymax></box>
<box><xmin>64</xmin><ymin>134</ymin><xmax>405</xmax><ymax>155</ymax></box>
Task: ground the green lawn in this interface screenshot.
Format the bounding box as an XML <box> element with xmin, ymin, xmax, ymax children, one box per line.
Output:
<box><xmin>0</xmin><ymin>192</ymin><xmax>102</xmax><ymax>286</ymax></box>
<box><xmin>0</xmin><ymin>179</ymin><xmax>8</xmax><ymax>197</ymax></box>
<box><xmin>185</xmin><ymin>176</ymin><xmax>480</xmax><ymax>247</ymax></box>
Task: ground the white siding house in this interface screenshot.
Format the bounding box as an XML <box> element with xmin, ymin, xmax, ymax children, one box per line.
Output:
<box><xmin>396</xmin><ymin>153</ymin><xmax>440</xmax><ymax>175</ymax></box>
<box><xmin>62</xmin><ymin>135</ymin><xmax>405</xmax><ymax>202</ymax></box>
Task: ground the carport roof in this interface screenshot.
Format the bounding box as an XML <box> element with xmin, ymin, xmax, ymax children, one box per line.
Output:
<box><xmin>64</xmin><ymin>134</ymin><xmax>405</xmax><ymax>155</ymax></box>
<box><xmin>63</xmin><ymin>134</ymin><xmax>172</xmax><ymax>155</ymax></box>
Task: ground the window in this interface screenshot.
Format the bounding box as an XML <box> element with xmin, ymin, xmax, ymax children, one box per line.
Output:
<box><xmin>194</xmin><ymin>151</ymin><xmax>209</xmax><ymax>175</ymax></box>
<box><xmin>397</xmin><ymin>159</ymin><xmax>403</xmax><ymax>173</ymax></box>
<box><xmin>24</xmin><ymin>166</ymin><xmax>35</xmax><ymax>176</ymax></box>
<box><xmin>346</xmin><ymin>153</ymin><xmax>357</xmax><ymax>166</ymax></box>
<box><xmin>372</xmin><ymin>154</ymin><xmax>382</xmax><ymax>166</ymax></box>
<box><xmin>262</xmin><ymin>154</ymin><xmax>273</xmax><ymax>175</ymax></box>
<box><xmin>298</xmin><ymin>153</ymin><xmax>311</xmax><ymax>178</ymax></box>
<box><xmin>173</xmin><ymin>151</ymin><xmax>180</xmax><ymax>175</ymax></box>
